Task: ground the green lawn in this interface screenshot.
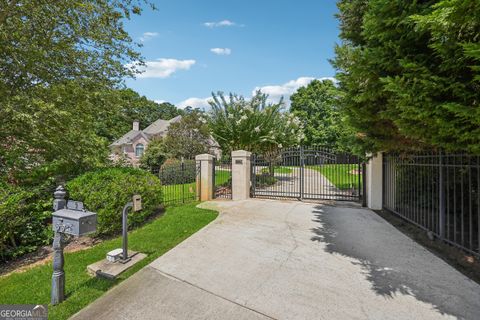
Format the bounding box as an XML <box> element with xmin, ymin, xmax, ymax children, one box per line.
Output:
<box><xmin>162</xmin><ymin>182</ymin><xmax>196</xmax><ymax>204</ymax></box>
<box><xmin>162</xmin><ymin>170</ymin><xmax>231</xmax><ymax>203</ymax></box>
<box><xmin>309</xmin><ymin>164</ymin><xmax>362</xmax><ymax>190</ymax></box>
<box><xmin>0</xmin><ymin>204</ymin><xmax>218</xmax><ymax>319</ymax></box>
<box><xmin>260</xmin><ymin>166</ymin><xmax>293</xmax><ymax>175</ymax></box>
<box><xmin>215</xmin><ymin>169</ymin><xmax>231</xmax><ymax>186</ymax></box>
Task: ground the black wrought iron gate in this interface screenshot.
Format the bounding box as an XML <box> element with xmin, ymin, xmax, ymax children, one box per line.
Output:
<box><xmin>251</xmin><ymin>146</ymin><xmax>364</xmax><ymax>201</ymax></box>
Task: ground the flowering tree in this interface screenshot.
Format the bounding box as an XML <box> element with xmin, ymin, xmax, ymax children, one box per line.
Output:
<box><xmin>207</xmin><ymin>91</ymin><xmax>304</xmax><ymax>157</ymax></box>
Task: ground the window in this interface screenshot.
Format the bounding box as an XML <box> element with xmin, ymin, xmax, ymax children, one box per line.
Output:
<box><xmin>135</xmin><ymin>144</ymin><xmax>144</xmax><ymax>157</ymax></box>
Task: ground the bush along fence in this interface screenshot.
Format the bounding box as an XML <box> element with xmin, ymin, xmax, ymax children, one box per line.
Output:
<box><xmin>151</xmin><ymin>159</ymin><xmax>199</xmax><ymax>206</ymax></box>
<box><xmin>383</xmin><ymin>152</ymin><xmax>480</xmax><ymax>256</ymax></box>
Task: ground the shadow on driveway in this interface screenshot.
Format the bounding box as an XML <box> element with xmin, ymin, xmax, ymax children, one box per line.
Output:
<box><xmin>310</xmin><ymin>204</ymin><xmax>480</xmax><ymax>319</ymax></box>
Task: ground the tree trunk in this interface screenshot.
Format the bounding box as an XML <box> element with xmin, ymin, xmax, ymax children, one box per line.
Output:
<box><xmin>269</xmin><ymin>165</ymin><xmax>274</xmax><ymax>177</ymax></box>
<box><xmin>9</xmin><ymin>234</ymin><xmax>17</xmax><ymax>248</ymax></box>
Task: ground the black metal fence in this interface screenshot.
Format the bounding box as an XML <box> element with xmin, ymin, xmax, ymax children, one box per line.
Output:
<box><xmin>152</xmin><ymin>159</ymin><xmax>199</xmax><ymax>205</ymax></box>
<box><xmin>383</xmin><ymin>153</ymin><xmax>480</xmax><ymax>256</ymax></box>
<box><xmin>252</xmin><ymin>146</ymin><xmax>364</xmax><ymax>201</ymax></box>
<box><xmin>214</xmin><ymin>158</ymin><xmax>232</xmax><ymax>199</ymax></box>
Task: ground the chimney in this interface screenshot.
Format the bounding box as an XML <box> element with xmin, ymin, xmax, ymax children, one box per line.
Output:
<box><xmin>133</xmin><ymin>120</ymin><xmax>140</xmax><ymax>131</ymax></box>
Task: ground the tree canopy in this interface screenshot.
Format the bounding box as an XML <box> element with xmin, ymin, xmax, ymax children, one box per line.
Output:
<box><xmin>333</xmin><ymin>0</ymin><xmax>480</xmax><ymax>153</ymax></box>
<box><xmin>208</xmin><ymin>92</ymin><xmax>304</xmax><ymax>154</ymax></box>
<box><xmin>163</xmin><ymin>111</ymin><xmax>211</xmax><ymax>159</ymax></box>
<box><xmin>139</xmin><ymin>138</ymin><xmax>168</xmax><ymax>172</ymax></box>
<box><xmin>95</xmin><ymin>89</ymin><xmax>182</xmax><ymax>141</ymax></box>
<box><xmin>290</xmin><ymin>79</ymin><xmax>345</xmax><ymax>148</ymax></box>
<box><xmin>0</xmin><ymin>0</ymin><xmax>157</xmax><ymax>183</ymax></box>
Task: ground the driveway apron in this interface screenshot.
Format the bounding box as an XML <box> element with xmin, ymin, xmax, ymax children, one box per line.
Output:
<box><xmin>72</xmin><ymin>199</ymin><xmax>480</xmax><ymax>320</ymax></box>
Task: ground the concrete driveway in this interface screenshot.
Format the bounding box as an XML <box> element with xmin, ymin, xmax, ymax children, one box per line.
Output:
<box><xmin>72</xmin><ymin>199</ymin><xmax>480</xmax><ymax>320</ymax></box>
<box><xmin>253</xmin><ymin>167</ymin><xmax>342</xmax><ymax>199</ymax></box>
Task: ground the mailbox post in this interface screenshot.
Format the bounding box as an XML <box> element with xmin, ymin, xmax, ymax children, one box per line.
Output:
<box><xmin>87</xmin><ymin>195</ymin><xmax>146</xmax><ymax>279</ymax></box>
<box><xmin>51</xmin><ymin>186</ymin><xmax>97</xmax><ymax>305</ymax></box>
<box><xmin>51</xmin><ymin>186</ymin><xmax>67</xmax><ymax>306</ymax></box>
<box><xmin>120</xmin><ymin>195</ymin><xmax>142</xmax><ymax>262</ymax></box>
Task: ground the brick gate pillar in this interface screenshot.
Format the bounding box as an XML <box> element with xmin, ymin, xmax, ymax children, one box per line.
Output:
<box><xmin>196</xmin><ymin>154</ymin><xmax>215</xmax><ymax>201</ymax></box>
<box><xmin>231</xmin><ymin>150</ymin><xmax>252</xmax><ymax>200</ymax></box>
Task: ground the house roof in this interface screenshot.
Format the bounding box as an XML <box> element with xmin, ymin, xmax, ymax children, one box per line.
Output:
<box><xmin>110</xmin><ymin>116</ymin><xmax>183</xmax><ymax>148</ymax></box>
<box><xmin>109</xmin><ymin>130</ymin><xmax>149</xmax><ymax>147</ymax></box>
<box><xmin>143</xmin><ymin>115</ymin><xmax>182</xmax><ymax>136</ymax></box>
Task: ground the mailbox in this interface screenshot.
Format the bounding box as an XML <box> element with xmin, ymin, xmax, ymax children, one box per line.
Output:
<box><xmin>132</xmin><ymin>195</ymin><xmax>142</xmax><ymax>212</ymax></box>
<box><xmin>52</xmin><ymin>200</ymin><xmax>97</xmax><ymax>236</ymax></box>
<box><xmin>51</xmin><ymin>186</ymin><xmax>98</xmax><ymax>306</ymax></box>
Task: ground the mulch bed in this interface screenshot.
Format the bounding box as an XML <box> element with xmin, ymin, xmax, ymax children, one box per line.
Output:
<box><xmin>0</xmin><ymin>237</ymin><xmax>101</xmax><ymax>277</ymax></box>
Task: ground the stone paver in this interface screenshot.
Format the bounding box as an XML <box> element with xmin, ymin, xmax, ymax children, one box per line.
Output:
<box><xmin>72</xmin><ymin>199</ymin><xmax>480</xmax><ymax>320</ymax></box>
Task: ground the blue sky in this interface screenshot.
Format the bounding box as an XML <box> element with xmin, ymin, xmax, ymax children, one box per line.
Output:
<box><xmin>124</xmin><ymin>0</ymin><xmax>339</xmax><ymax>109</ymax></box>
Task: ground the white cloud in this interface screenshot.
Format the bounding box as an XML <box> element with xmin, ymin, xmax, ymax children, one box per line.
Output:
<box><xmin>210</xmin><ymin>48</ymin><xmax>232</xmax><ymax>55</ymax></box>
<box><xmin>176</xmin><ymin>76</ymin><xmax>335</xmax><ymax>111</ymax></box>
<box><xmin>204</xmin><ymin>20</ymin><xmax>241</xmax><ymax>28</ymax></box>
<box><xmin>133</xmin><ymin>59</ymin><xmax>196</xmax><ymax>78</ymax></box>
<box><xmin>154</xmin><ymin>99</ymin><xmax>166</xmax><ymax>104</ymax></box>
<box><xmin>139</xmin><ymin>32</ymin><xmax>159</xmax><ymax>42</ymax></box>
<box><xmin>253</xmin><ymin>77</ymin><xmax>336</xmax><ymax>106</ymax></box>
<box><xmin>177</xmin><ymin>97</ymin><xmax>213</xmax><ymax>109</ymax></box>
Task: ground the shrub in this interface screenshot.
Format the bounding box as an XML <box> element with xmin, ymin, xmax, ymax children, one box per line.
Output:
<box><xmin>0</xmin><ymin>182</ymin><xmax>52</xmax><ymax>261</ymax></box>
<box><xmin>67</xmin><ymin>168</ymin><xmax>163</xmax><ymax>236</ymax></box>
<box><xmin>140</xmin><ymin>138</ymin><xmax>168</xmax><ymax>172</ymax></box>
<box><xmin>158</xmin><ymin>159</ymin><xmax>197</xmax><ymax>185</ymax></box>
<box><xmin>254</xmin><ymin>174</ymin><xmax>277</xmax><ymax>188</ymax></box>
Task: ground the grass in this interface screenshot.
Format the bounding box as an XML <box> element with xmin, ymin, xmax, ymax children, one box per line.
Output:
<box><xmin>260</xmin><ymin>166</ymin><xmax>293</xmax><ymax>175</ymax></box>
<box><xmin>215</xmin><ymin>169</ymin><xmax>231</xmax><ymax>186</ymax></box>
<box><xmin>161</xmin><ymin>170</ymin><xmax>231</xmax><ymax>203</ymax></box>
<box><xmin>0</xmin><ymin>203</ymin><xmax>218</xmax><ymax>319</ymax></box>
<box><xmin>309</xmin><ymin>164</ymin><xmax>362</xmax><ymax>190</ymax></box>
<box><xmin>162</xmin><ymin>182</ymin><xmax>196</xmax><ymax>204</ymax></box>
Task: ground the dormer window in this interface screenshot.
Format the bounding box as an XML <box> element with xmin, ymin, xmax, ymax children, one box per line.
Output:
<box><xmin>135</xmin><ymin>144</ymin><xmax>144</xmax><ymax>157</ymax></box>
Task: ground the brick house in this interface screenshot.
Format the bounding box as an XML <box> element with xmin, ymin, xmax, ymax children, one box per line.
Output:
<box><xmin>109</xmin><ymin>116</ymin><xmax>220</xmax><ymax>166</ymax></box>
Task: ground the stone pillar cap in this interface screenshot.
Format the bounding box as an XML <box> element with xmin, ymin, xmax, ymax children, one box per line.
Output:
<box><xmin>195</xmin><ymin>153</ymin><xmax>215</xmax><ymax>161</ymax></box>
<box><xmin>232</xmin><ymin>150</ymin><xmax>252</xmax><ymax>157</ymax></box>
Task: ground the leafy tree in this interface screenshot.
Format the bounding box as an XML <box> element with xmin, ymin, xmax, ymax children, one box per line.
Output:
<box><xmin>95</xmin><ymin>89</ymin><xmax>182</xmax><ymax>141</ymax></box>
<box><xmin>333</xmin><ymin>0</ymin><xmax>480</xmax><ymax>153</ymax></box>
<box><xmin>1</xmin><ymin>81</ymin><xmax>112</xmax><ymax>184</ymax></box>
<box><xmin>290</xmin><ymin>79</ymin><xmax>343</xmax><ymax>148</ymax></box>
<box><xmin>208</xmin><ymin>92</ymin><xmax>304</xmax><ymax>155</ymax></box>
<box><xmin>0</xmin><ymin>181</ymin><xmax>51</xmax><ymax>261</ymax></box>
<box><xmin>0</xmin><ymin>0</ymin><xmax>150</xmax><ymax>91</ymax></box>
<box><xmin>163</xmin><ymin>111</ymin><xmax>212</xmax><ymax>159</ymax></box>
<box><xmin>140</xmin><ymin>138</ymin><xmax>168</xmax><ymax>172</ymax></box>
<box><xmin>0</xmin><ymin>0</ymin><xmax>152</xmax><ymax>183</ymax></box>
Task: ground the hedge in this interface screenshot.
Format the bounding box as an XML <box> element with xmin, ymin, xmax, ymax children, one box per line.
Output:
<box><xmin>67</xmin><ymin>167</ymin><xmax>163</xmax><ymax>236</ymax></box>
<box><xmin>158</xmin><ymin>159</ymin><xmax>197</xmax><ymax>185</ymax></box>
<box><xmin>0</xmin><ymin>182</ymin><xmax>52</xmax><ymax>262</ymax></box>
